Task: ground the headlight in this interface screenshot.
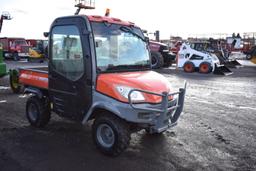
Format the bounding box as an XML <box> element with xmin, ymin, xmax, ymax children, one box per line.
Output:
<box><xmin>116</xmin><ymin>85</ymin><xmax>145</xmax><ymax>101</ymax></box>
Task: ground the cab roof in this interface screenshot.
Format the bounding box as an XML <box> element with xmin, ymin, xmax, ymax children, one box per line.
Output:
<box><xmin>86</xmin><ymin>15</ymin><xmax>136</xmax><ymax>27</ymax></box>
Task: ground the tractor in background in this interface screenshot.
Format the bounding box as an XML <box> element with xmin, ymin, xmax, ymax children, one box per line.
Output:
<box><xmin>245</xmin><ymin>46</ymin><xmax>256</xmax><ymax>64</ymax></box>
<box><xmin>149</xmin><ymin>40</ymin><xmax>176</xmax><ymax>69</ymax></box>
<box><xmin>144</xmin><ymin>30</ymin><xmax>176</xmax><ymax>69</ymax></box>
<box><xmin>0</xmin><ymin>12</ymin><xmax>21</xmax><ymax>92</ymax></box>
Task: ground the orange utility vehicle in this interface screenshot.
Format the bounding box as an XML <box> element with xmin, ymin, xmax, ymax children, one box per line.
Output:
<box><xmin>12</xmin><ymin>4</ymin><xmax>186</xmax><ymax>156</ymax></box>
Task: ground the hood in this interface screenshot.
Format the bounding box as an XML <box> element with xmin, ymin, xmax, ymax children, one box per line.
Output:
<box><xmin>149</xmin><ymin>41</ymin><xmax>168</xmax><ymax>52</ymax></box>
<box><xmin>149</xmin><ymin>41</ymin><xmax>167</xmax><ymax>47</ymax></box>
<box><xmin>96</xmin><ymin>71</ymin><xmax>173</xmax><ymax>103</ymax></box>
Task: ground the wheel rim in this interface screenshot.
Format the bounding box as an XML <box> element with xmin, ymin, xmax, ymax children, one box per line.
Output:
<box><xmin>200</xmin><ymin>64</ymin><xmax>209</xmax><ymax>73</ymax></box>
<box><xmin>151</xmin><ymin>56</ymin><xmax>157</xmax><ymax>67</ymax></box>
<box><xmin>28</xmin><ymin>103</ymin><xmax>38</xmax><ymax>122</ymax></box>
<box><xmin>96</xmin><ymin>123</ymin><xmax>115</xmax><ymax>148</ymax></box>
<box><xmin>184</xmin><ymin>64</ymin><xmax>193</xmax><ymax>72</ymax></box>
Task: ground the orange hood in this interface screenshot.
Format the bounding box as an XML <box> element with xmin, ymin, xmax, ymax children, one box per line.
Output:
<box><xmin>96</xmin><ymin>71</ymin><xmax>173</xmax><ymax>103</ymax></box>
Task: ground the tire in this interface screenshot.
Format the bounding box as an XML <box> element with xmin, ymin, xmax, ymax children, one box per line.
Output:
<box><xmin>9</xmin><ymin>71</ymin><xmax>21</xmax><ymax>94</ymax></box>
<box><xmin>151</xmin><ymin>51</ymin><xmax>164</xmax><ymax>69</ymax></box>
<box><xmin>145</xmin><ymin>129</ymin><xmax>164</xmax><ymax>136</ymax></box>
<box><xmin>183</xmin><ymin>62</ymin><xmax>195</xmax><ymax>73</ymax></box>
<box><xmin>26</xmin><ymin>96</ymin><xmax>51</xmax><ymax>128</ymax></box>
<box><xmin>246</xmin><ymin>54</ymin><xmax>252</xmax><ymax>60</ymax></box>
<box><xmin>13</xmin><ymin>52</ymin><xmax>20</xmax><ymax>61</ymax></box>
<box><xmin>199</xmin><ymin>62</ymin><xmax>212</xmax><ymax>73</ymax></box>
<box><xmin>92</xmin><ymin>113</ymin><xmax>131</xmax><ymax>156</ymax></box>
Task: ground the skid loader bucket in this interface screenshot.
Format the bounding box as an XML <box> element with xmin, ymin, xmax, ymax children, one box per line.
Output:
<box><xmin>251</xmin><ymin>57</ymin><xmax>256</xmax><ymax>64</ymax></box>
<box><xmin>213</xmin><ymin>64</ymin><xmax>233</xmax><ymax>76</ymax></box>
<box><xmin>224</xmin><ymin>60</ymin><xmax>242</xmax><ymax>68</ymax></box>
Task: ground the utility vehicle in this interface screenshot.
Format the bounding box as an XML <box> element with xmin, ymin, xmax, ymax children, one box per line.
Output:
<box><xmin>12</xmin><ymin>4</ymin><xmax>186</xmax><ymax>156</ymax></box>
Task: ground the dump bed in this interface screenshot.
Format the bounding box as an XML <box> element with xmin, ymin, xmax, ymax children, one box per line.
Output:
<box><xmin>19</xmin><ymin>67</ymin><xmax>48</xmax><ymax>89</ymax></box>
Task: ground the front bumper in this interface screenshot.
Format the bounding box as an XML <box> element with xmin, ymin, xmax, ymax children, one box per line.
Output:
<box><xmin>128</xmin><ymin>81</ymin><xmax>187</xmax><ymax>133</ymax></box>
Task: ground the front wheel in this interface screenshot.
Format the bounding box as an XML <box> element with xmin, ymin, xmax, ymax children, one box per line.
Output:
<box><xmin>246</xmin><ymin>54</ymin><xmax>252</xmax><ymax>60</ymax></box>
<box><xmin>13</xmin><ymin>52</ymin><xmax>20</xmax><ymax>61</ymax></box>
<box><xmin>92</xmin><ymin>114</ymin><xmax>131</xmax><ymax>156</ymax></box>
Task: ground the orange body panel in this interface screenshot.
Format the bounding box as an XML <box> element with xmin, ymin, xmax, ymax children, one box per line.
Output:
<box><xmin>87</xmin><ymin>15</ymin><xmax>135</xmax><ymax>27</ymax></box>
<box><xmin>19</xmin><ymin>69</ymin><xmax>48</xmax><ymax>89</ymax></box>
<box><xmin>96</xmin><ymin>71</ymin><xmax>173</xmax><ymax>103</ymax></box>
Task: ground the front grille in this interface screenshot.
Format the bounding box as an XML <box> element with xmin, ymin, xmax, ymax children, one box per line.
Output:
<box><xmin>21</xmin><ymin>46</ymin><xmax>30</xmax><ymax>53</ymax></box>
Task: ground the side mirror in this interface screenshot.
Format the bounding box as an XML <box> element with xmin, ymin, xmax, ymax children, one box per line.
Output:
<box><xmin>145</xmin><ymin>37</ymin><xmax>149</xmax><ymax>44</ymax></box>
<box><xmin>43</xmin><ymin>32</ymin><xmax>49</xmax><ymax>38</ymax></box>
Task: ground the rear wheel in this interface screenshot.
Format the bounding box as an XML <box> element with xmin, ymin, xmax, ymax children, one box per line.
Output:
<box><xmin>92</xmin><ymin>113</ymin><xmax>131</xmax><ymax>156</ymax></box>
<box><xmin>199</xmin><ymin>62</ymin><xmax>212</xmax><ymax>73</ymax></box>
<box><xmin>26</xmin><ymin>96</ymin><xmax>51</xmax><ymax>128</ymax></box>
<box><xmin>9</xmin><ymin>70</ymin><xmax>21</xmax><ymax>93</ymax></box>
<box><xmin>151</xmin><ymin>51</ymin><xmax>164</xmax><ymax>69</ymax></box>
<box><xmin>183</xmin><ymin>62</ymin><xmax>195</xmax><ymax>73</ymax></box>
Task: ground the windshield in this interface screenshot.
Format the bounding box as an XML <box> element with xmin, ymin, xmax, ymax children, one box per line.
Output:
<box><xmin>91</xmin><ymin>22</ymin><xmax>151</xmax><ymax>72</ymax></box>
<box><xmin>14</xmin><ymin>40</ymin><xmax>28</xmax><ymax>46</ymax></box>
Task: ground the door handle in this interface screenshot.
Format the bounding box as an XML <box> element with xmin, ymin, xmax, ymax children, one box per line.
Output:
<box><xmin>48</xmin><ymin>75</ymin><xmax>56</xmax><ymax>80</ymax></box>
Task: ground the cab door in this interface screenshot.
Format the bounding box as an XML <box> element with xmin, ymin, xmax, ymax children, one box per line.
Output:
<box><xmin>48</xmin><ymin>16</ymin><xmax>92</xmax><ymax>121</ymax></box>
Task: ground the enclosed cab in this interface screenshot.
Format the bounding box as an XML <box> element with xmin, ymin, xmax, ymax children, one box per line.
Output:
<box><xmin>14</xmin><ymin>15</ymin><xmax>186</xmax><ymax>156</ymax></box>
<box><xmin>0</xmin><ymin>37</ymin><xmax>30</xmax><ymax>60</ymax></box>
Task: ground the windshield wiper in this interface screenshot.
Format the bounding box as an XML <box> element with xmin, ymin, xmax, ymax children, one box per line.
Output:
<box><xmin>120</xmin><ymin>26</ymin><xmax>146</xmax><ymax>42</ymax></box>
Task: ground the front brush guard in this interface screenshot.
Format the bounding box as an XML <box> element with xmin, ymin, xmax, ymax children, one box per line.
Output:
<box><xmin>128</xmin><ymin>81</ymin><xmax>187</xmax><ymax>132</ymax></box>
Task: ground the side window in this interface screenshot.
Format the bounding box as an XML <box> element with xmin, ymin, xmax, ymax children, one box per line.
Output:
<box><xmin>51</xmin><ymin>25</ymin><xmax>84</xmax><ymax>81</ymax></box>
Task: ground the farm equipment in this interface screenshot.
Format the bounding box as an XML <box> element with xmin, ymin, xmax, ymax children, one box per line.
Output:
<box><xmin>0</xmin><ymin>11</ymin><xmax>12</xmax><ymax>33</ymax></box>
<box><xmin>26</xmin><ymin>39</ymin><xmax>47</xmax><ymax>62</ymax></box>
<box><xmin>0</xmin><ymin>12</ymin><xmax>10</xmax><ymax>77</ymax></box>
<box><xmin>149</xmin><ymin>40</ymin><xmax>176</xmax><ymax>69</ymax></box>
<box><xmin>10</xmin><ymin>0</ymin><xmax>187</xmax><ymax>156</ymax></box>
<box><xmin>144</xmin><ymin>30</ymin><xmax>176</xmax><ymax>69</ymax></box>
<box><xmin>177</xmin><ymin>43</ymin><xmax>233</xmax><ymax>75</ymax></box>
<box><xmin>0</xmin><ymin>43</ymin><xmax>7</xmax><ymax>77</ymax></box>
<box><xmin>245</xmin><ymin>46</ymin><xmax>256</xmax><ymax>64</ymax></box>
<box><xmin>0</xmin><ymin>43</ymin><xmax>21</xmax><ymax>92</ymax></box>
<box><xmin>0</xmin><ymin>37</ymin><xmax>30</xmax><ymax>60</ymax></box>
<box><xmin>207</xmin><ymin>39</ymin><xmax>242</xmax><ymax>68</ymax></box>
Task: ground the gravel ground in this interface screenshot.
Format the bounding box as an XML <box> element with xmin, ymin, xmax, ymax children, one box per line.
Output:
<box><xmin>0</xmin><ymin>60</ymin><xmax>255</xmax><ymax>171</ymax></box>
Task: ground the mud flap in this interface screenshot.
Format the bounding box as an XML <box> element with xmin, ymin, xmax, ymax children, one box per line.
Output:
<box><xmin>224</xmin><ymin>60</ymin><xmax>242</xmax><ymax>68</ymax></box>
<box><xmin>213</xmin><ymin>64</ymin><xmax>233</xmax><ymax>76</ymax></box>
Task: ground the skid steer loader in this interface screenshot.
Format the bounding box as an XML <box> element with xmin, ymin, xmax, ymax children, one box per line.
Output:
<box><xmin>177</xmin><ymin>43</ymin><xmax>233</xmax><ymax>75</ymax></box>
<box><xmin>191</xmin><ymin>41</ymin><xmax>242</xmax><ymax>68</ymax></box>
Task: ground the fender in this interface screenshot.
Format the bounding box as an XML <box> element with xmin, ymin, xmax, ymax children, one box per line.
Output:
<box><xmin>82</xmin><ymin>101</ymin><xmax>124</xmax><ymax>124</ymax></box>
<box><xmin>24</xmin><ymin>87</ymin><xmax>43</xmax><ymax>99</ymax></box>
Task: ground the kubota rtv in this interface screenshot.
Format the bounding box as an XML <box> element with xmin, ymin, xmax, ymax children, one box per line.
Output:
<box><xmin>12</xmin><ymin>4</ymin><xmax>186</xmax><ymax>156</ymax></box>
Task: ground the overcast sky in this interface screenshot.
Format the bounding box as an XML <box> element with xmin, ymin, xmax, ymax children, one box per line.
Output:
<box><xmin>0</xmin><ymin>0</ymin><xmax>255</xmax><ymax>39</ymax></box>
